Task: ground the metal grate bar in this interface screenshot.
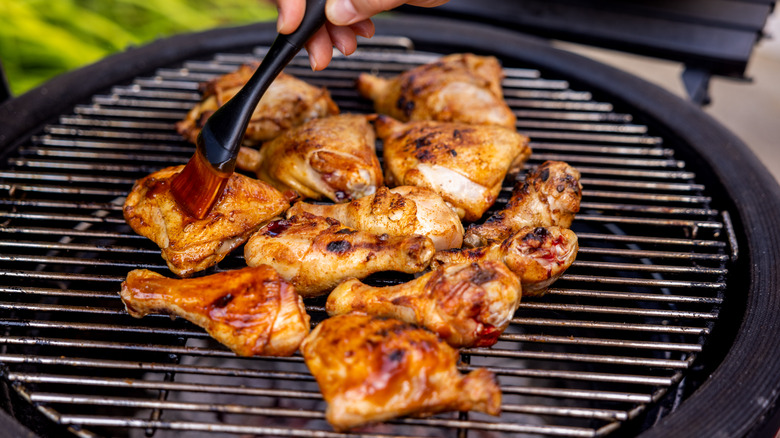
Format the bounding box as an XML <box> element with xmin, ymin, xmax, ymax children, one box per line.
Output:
<box><xmin>0</xmin><ymin>240</ymin><xmax>155</xmax><ymax>254</ymax></box>
<box><xmin>557</xmin><ymin>275</ymin><xmax>724</xmax><ymax>289</ymax></box>
<box><xmin>56</xmin><ymin>414</ymin><xmax>603</xmax><ymax>438</ymax></box>
<box><xmin>516</xmin><ymin>302</ymin><xmax>718</xmax><ymax>319</ymax></box>
<box><xmin>576</xmin><ymin>247</ymin><xmax>727</xmax><ymax>260</ymax></box>
<box><xmin>570</xmin><ymin>261</ymin><xmax>726</xmax><ymax>275</ymax></box>
<box><xmin>575</xmin><ymin>232</ymin><xmax>724</xmax><ymax>247</ymax></box>
<box><xmin>30</xmin><ymin>137</ymin><xmax>191</xmax><ymax>152</ymax></box>
<box><xmin>473</xmin><ymin>366</ymin><xmax>674</xmax><ymax>387</ymax></box>
<box><xmin>498</xmin><ymin>334</ymin><xmax>702</xmax><ymax>352</ymax></box>
<box><xmin>529</xmin><ymin>143</ymin><xmax>669</xmax><ymax>156</ymax></box>
<box><xmin>580</xmin><ymin>179</ymin><xmax>704</xmax><ymax>191</ymax></box>
<box><xmin>530</xmin><ymin>155</ymin><xmax>682</xmax><ymax>168</ymax></box>
<box><xmin>0</xmin><ymin>227</ymin><xmax>143</xmax><ymax>240</ymax></box>
<box><xmin>462</xmin><ymin>350</ymin><xmax>689</xmax><ymax>369</ymax></box>
<box><xmin>546</xmin><ymin>289</ymin><xmax>723</xmax><ymax>304</ymax></box>
<box><xmin>503</xmin><ymin>386</ymin><xmax>652</xmax><ymax>403</ymax></box>
<box><xmin>511</xmin><ymin>318</ymin><xmax>710</xmax><ymax>335</ymax></box>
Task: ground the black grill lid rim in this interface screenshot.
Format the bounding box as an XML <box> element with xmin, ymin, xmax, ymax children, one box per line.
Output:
<box><xmin>0</xmin><ymin>16</ymin><xmax>778</xmax><ymax>438</ymax></box>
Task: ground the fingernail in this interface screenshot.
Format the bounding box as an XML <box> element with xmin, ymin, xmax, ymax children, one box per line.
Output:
<box><xmin>334</xmin><ymin>41</ymin><xmax>347</xmax><ymax>56</ymax></box>
<box><xmin>309</xmin><ymin>53</ymin><xmax>318</xmax><ymax>71</ymax></box>
<box><xmin>276</xmin><ymin>9</ymin><xmax>286</xmax><ymax>33</ymax></box>
<box><xmin>327</xmin><ymin>0</ymin><xmax>358</xmax><ymax>25</ymax></box>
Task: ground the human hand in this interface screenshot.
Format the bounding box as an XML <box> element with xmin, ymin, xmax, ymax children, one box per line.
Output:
<box><xmin>273</xmin><ymin>0</ymin><xmax>449</xmax><ymax>70</ymax></box>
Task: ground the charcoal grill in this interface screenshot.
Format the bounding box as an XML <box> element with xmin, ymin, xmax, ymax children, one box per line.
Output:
<box><xmin>1</xmin><ymin>16</ymin><xmax>779</xmax><ymax>438</ymax></box>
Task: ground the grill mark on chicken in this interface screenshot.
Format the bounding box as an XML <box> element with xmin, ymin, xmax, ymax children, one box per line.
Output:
<box><xmin>326</xmin><ymin>240</ymin><xmax>352</xmax><ymax>253</ymax></box>
<box><xmin>210</xmin><ymin>293</ymin><xmax>235</xmax><ymax>309</ymax></box>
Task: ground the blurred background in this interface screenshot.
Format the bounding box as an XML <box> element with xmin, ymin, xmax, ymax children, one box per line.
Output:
<box><xmin>0</xmin><ymin>0</ymin><xmax>276</xmax><ymax>95</ymax></box>
<box><xmin>1</xmin><ymin>0</ymin><xmax>778</xmax><ymax>181</ymax></box>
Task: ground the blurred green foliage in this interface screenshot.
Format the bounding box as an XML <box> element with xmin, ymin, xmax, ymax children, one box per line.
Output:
<box><xmin>0</xmin><ymin>0</ymin><xmax>277</xmax><ymax>96</ymax></box>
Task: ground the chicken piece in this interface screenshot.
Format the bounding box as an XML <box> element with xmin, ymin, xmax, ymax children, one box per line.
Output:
<box><xmin>375</xmin><ymin>115</ymin><xmax>531</xmax><ymax>221</ymax></box>
<box><xmin>433</xmin><ymin>226</ymin><xmax>578</xmax><ymax>296</ymax></box>
<box><xmin>464</xmin><ymin>161</ymin><xmax>582</xmax><ymax>247</ymax></box>
<box><xmin>236</xmin><ymin>114</ymin><xmax>383</xmax><ymax>202</ymax></box>
<box><xmin>123</xmin><ymin>165</ymin><xmax>291</xmax><ymax>277</ymax></box>
<box><xmin>287</xmin><ymin>186</ymin><xmax>463</xmax><ymax>251</ymax></box>
<box><xmin>244</xmin><ymin>212</ymin><xmax>435</xmax><ymax>297</ymax></box>
<box><xmin>176</xmin><ymin>65</ymin><xmax>339</xmax><ymax>146</ymax></box>
<box><xmin>357</xmin><ymin>53</ymin><xmax>516</xmax><ymax>128</ymax></box>
<box><xmin>301</xmin><ymin>313</ymin><xmax>501</xmax><ymax>431</ymax></box>
<box><xmin>327</xmin><ymin>261</ymin><xmax>521</xmax><ymax>348</ymax></box>
<box><xmin>120</xmin><ymin>266</ymin><xmax>310</xmax><ymax>356</ymax></box>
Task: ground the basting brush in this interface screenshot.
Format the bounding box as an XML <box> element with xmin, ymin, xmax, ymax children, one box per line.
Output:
<box><xmin>171</xmin><ymin>0</ymin><xmax>328</xmax><ymax>219</ymax></box>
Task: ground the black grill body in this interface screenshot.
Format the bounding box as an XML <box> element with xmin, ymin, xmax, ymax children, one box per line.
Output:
<box><xmin>0</xmin><ymin>17</ymin><xmax>779</xmax><ymax>438</ymax></box>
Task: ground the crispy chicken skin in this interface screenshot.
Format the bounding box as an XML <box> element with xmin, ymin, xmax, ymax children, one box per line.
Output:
<box><xmin>375</xmin><ymin>115</ymin><xmax>531</xmax><ymax>221</ymax></box>
<box><xmin>244</xmin><ymin>212</ymin><xmax>435</xmax><ymax>297</ymax></box>
<box><xmin>357</xmin><ymin>53</ymin><xmax>516</xmax><ymax>128</ymax></box>
<box><xmin>176</xmin><ymin>65</ymin><xmax>339</xmax><ymax>146</ymax></box>
<box><xmin>120</xmin><ymin>266</ymin><xmax>310</xmax><ymax>357</ymax></box>
<box><xmin>464</xmin><ymin>161</ymin><xmax>582</xmax><ymax>247</ymax></box>
<box><xmin>287</xmin><ymin>186</ymin><xmax>464</xmax><ymax>250</ymax></box>
<box><xmin>327</xmin><ymin>261</ymin><xmax>521</xmax><ymax>348</ymax></box>
<box><xmin>236</xmin><ymin>114</ymin><xmax>383</xmax><ymax>202</ymax></box>
<box><xmin>433</xmin><ymin>226</ymin><xmax>578</xmax><ymax>296</ymax></box>
<box><xmin>301</xmin><ymin>313</ymin><xmax>501</xmax><ymax>431</ymax></box>
<box><xmin>123</xmin><ymin>165</ymin><xmax>291</xmax><ymax>277</ymax></box>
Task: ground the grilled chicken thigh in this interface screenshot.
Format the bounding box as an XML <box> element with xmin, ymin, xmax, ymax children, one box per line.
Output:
<box><xmin>287</xmin><ymin>186</ymin><xmax>464</xmax><ymax>250</ymax></box>
<box><xmin>120</xmin><ymin>266</ymin><xmax>310</xmax><ymax>357</ymax></box>
<box><xmin>433</xmin><ymin>226</ymin><xmax>578</xmax><ymax>296</ymax></box>
<box><xmin>244</xmin><ymin>212</ymin><xmax>435</xmax><ymax>297</ymax></box>
<box><xmin>236</xmin><ymin>114</ymin><xmax>383</xmax><ymax>202</ymax></box>
<box><xmin>123</xmin><ymin>165</ymin><xmax>291</xmax><ymax>277</ymax></box>
<box><xmin>357</xmin><ymin>53</ymin><xmax>516</xmax><ymax>128</ymax></box>
<box><xmin>465</xmin><ymin>161</ymin><xmax>582</xmax><ymax>247</ymax></box>
<box><xmin>301</xmin><ymin>313</ymin><xmax>502</xmax><ymax>431</ymax></box>
<box><xmin>375</xmin><ymin>115</ymin><xmax>531</xmax><ymax>221</ymax></box>
<box><xmin>177</xmin><ymin>65</ymin><xmax>339</xmax><ymax>146</ymax></box>
<box><xmin>327</xmin><ymin>261</ymin><xmax>522</xmax><ymax>348</ymax></box>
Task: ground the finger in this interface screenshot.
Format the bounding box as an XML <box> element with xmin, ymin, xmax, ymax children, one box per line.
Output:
<box><xmin>326</xmin><ymin>0</ymin><xmax>449</xmax><ymax>26</ymax></box>
<box><xmin>276</xmin><ymin>0</ymin><xmax>306</xmax><ymax>34</ymax></box>
<box><xmin>305</xmin><ymin>25</ymin><xmax>334</xmax><ymax>71</ymax></box>
<box><xmin>326</xmin><ymin>22</ymin><xmax>358</xmax><ymax>56</ymax></box>
<box><xmin>349</xmin><ymin>19</ymin><xmax>375</xmax><ymax>39</ymax></box>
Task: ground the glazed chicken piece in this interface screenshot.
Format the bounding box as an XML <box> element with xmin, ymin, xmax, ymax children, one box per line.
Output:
<box><xmin>433</xmin><ymin>226</ymin><xmax>578</xmax><ymax>296</ymax></box>
<box><xmin>177</xmin><ymin>64</ymin><xmax>339</xmax><ymax>146</ymax></box>
<box><xmin>357</xmin><ymin>53</ymin><xmax>516</xmax><ymax>128</ymax></box>
<box><xmin>464</xmin><ymin>161</ymin><xmax>582</xmax><ymax>247</ymax></box>
<box><xmin>375</xmin><ymin>115</ymin><xmax>531</xmax><ymax>221</ymax></box>
<box><xmin>236</xmin><ymin>114</ymin><xmax>383</xmax><ymax>202</ymax></box>
<box><xmin>287</xmin><ymin>185</ymin><xmax>464</xmax><ymax>251</ymax></box>
<box><xmin>301</xmin><ymin>313</ymin><xmax>501</xmax><ymax>431</ymax></box>
<box><xmin>120</xmin><ymin>266</ymin><xmax>310</xmax><ymax>357</ymax></box>
<box><xmin>244</xmin><ymin>212</ymin><xmax>435</xmax><ymax>297</ymax></box>
<box><xmin>327</xmin><ymin>261</ymin><xmax>521</xmax><ymax>348</ymax></box>
<box><xmin>123</xmin><ymin>165</ymin><xmax>291</xmax><ymax>277</ymax></box>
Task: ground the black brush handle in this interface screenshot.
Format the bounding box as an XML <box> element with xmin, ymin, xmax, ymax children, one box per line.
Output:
<box><xmin>199</xmin><ymin>0</ymin><xmax>328</xmax><ymax>172</ymax></box>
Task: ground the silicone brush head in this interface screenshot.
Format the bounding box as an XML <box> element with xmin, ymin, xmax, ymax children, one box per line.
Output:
<box><xmin>170</xmin><ymin>144</ymin><xmax>230</xmax><ymax>219</ymax></box>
